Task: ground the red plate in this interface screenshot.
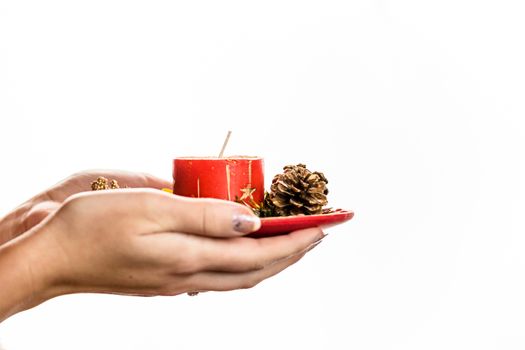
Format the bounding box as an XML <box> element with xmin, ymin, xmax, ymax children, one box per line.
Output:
<box><xmin>251</xmin><ymin>209</ymin><xmax>354</xmax><ymax>237</ymax></box>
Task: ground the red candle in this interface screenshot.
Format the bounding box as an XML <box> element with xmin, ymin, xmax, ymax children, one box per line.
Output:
<box><xmin>173</xmin><ymin>156</ymin><xmax>265</xmax><ymax>205</ymax></box>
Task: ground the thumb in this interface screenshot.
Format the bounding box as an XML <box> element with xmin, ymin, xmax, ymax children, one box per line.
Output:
<box><xmin>153</xmin><ymin>193</ymin><xmax>261</xmax><ymax>237</ymax></box>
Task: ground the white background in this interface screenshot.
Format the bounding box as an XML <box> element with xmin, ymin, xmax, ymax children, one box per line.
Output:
<box><xmin>1</xmin><ymin>0</ymin><xmax>525</xmax><ymax>349</ymax></box>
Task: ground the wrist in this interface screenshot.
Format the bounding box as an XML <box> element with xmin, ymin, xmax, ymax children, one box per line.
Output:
<box><xmin>0</xmin><ymin>224</ymin><xmax>69</xmax><ymax>322</ymax></box>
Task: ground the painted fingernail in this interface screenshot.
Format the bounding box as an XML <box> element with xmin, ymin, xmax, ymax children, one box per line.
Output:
<box><xmin>232</xmin><ymin>213</ymin><xmax>261</xmax><ymax>234</ymax></box>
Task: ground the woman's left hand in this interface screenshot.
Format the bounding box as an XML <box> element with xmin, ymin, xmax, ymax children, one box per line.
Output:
<box><xmin>0</xmin><ymin>170</ymin><xmax>171</xmax><ymax>246</ymax></box>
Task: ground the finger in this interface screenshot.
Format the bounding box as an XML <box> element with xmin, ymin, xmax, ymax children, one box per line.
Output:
<box><xmin>200</xmin><ymin>227</ymin><xmax>325</xmax><ymax>272</ymax></box>
<box><xmin>47</xmin><ymin>171</ymin><xmax>172</xmax><ymax>203</ymax></box>
<box><xmin>148</xmin><ymin>193</ymin><xmax>261</xmax><ymax>237</ymax></box>
<box><xmin>117</xmin><ymin>171</ymin><xmax>172</xmax><ymax>190</ymax></box>
<box><xmin>22</xmin><ymin>200</ymin><xmax>61</xmax><ymax>232</ymax></box>
<box><xmin>142</xmin><ymin>227</ymin><xmax>324</xmax><ymax>274</ymax></box>
<box><xmin>193</xmin><ymin>227</ymin><xmax>324</xmax><ymax>272</ymax></box>
<box><xmin>87</xmin><ymin>170</ymin><xmax>172</xmax><ymax>190</ymax></box>
<box><xmin>180</xmin><ymin>250</ymin><xmax>309</xmax><ymax>293</ymax></box>
<box><xmin>66</xmin><ymin>189</ymin><xmax>259</xmax><ymax>237</ymax></box>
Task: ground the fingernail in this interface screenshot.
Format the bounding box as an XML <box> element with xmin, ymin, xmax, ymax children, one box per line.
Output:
<box><xmin>316</xmin><ymin>231</ymin><xmax>328</xmax><ymax>241</ymax></box>
<box><xmin>306</xmin><ymin>232</ymin><xmax>327</xmax><ymax>252</ymax></box>
<box><xmin>306</xmin><ymin>239</ymin><xmax>323</xmax><ymax>252</ymax></box>
<box><xmin>232</xmin><ymin>213</ymin><xmax>261</xmax><ymax>234</ymax></box>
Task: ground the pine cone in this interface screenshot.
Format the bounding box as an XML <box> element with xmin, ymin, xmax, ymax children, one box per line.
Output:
<box><xmin>254</xmin><ymin>192</ymin><xmax>278</xmax><ymax>218</ymax></box>
<box><xmin>91</xmin><ymin>176</ymin><xmax>120</xmax><ymax>191</ymax></box>
<box><xmin>265</xmin><ymin>164</ymin><xmax>328</xmax><ymax>216</ymax></box>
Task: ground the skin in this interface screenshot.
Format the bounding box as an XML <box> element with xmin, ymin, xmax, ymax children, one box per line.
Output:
<box><xmin>0</xmin><ymin>171</ymin><xmax>325</xmax><ymax>323</ymax></box>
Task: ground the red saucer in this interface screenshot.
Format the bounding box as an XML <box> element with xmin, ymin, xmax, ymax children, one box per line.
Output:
<box><xmin>251</xmin><ymin>209</ymin><xmax>354</xmax><ymax>237</ymax></box>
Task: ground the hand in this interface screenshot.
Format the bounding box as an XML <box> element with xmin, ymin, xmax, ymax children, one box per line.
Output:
<box><xmin>0</xmin><ymin>170</ymin><xmax>170</xmax><ymax>246</ymax></box>
<box><xmin>0</xmin><ymin>189</ymin><xmax>324</xmax><ymax>321</ymax></box>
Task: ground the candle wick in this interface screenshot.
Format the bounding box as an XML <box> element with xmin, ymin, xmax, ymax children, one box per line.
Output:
<box><xmin>218</xmin><ymin>130</ymin><xmax>232</xmax><ymax>158</ymax></box>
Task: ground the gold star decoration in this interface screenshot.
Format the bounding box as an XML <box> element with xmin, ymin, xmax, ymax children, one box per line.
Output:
<box><xmin>238</xmin><ymin>185</ymin><xmax>259</xmax><ymax>208</ymax></box>
<box><xmin>240</xmin><ymin>186</ymin><xmax>256</xmax><ymax>201</ymax></box>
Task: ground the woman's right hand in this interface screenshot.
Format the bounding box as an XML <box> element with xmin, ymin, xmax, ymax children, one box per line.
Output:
<box><xmin>24</xmin><ymin>189</ymin><xmax>325</xmax><ymax>302</ymax></box>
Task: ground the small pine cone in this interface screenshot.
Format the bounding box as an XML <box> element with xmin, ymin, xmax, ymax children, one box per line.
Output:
<box><xmin>91</xmin><ymin>176</ymin><xmax>109</xmax><ymax>191</ymax></box>
<box><xmin>267</xmin><ymin>164</ymin><xmax>329</xmax><ymax>216</ymax></box>
<box><xmin>91</xmin><ymin>177</ymin><xmax>120</xmax><ymax>191</ymax></box>
<box><xmin>109</xmin><ymin>179</ymin><xmax>120</xmax><ymax>189</ymax></box>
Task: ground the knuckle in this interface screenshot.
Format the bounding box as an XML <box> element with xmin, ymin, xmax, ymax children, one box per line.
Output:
<box><xmin>200</xmin><ymin>203</ymin><xmax>209</xmax><ymax>235</ymax></box>
<box><xmin>197</xmin><ymin>198</ymin><xmax>231</xmax><ymax>236</ymax></box>
<box><xmin>128</xmin><ymin>189</ymin><xmax>166</xmax><ymax>218</ymax></box>
<box><xmin>174</xmin><ymin>259</ymin><xmax>199</xmax><ymax>274</ymax></box>
<box><xmin>140</xmin><ymin>191</ymin><xmax>161</xmax><ymax>215</ymax></box>
<box><xmin>240</xmin><ymin>277</ymin><xmax>260</xmax><ymax>290</ymax></box>
<box><xmin>239</xmin><ymin>256</ymin><xmax>265</xmax><ymax>271</ymax></box>
<box><xmin>250</xmin><ymin>262</ymin><xmax>266</xmax><ymax>271</ymax></box>
<box><xmin>137</xmin><ymin>172</ymin><xmax>150</xmax><ymax>185</ymax></box>
<box><xmin>228</xmin><ymin>245</ymin><xmax>266</xmax><ymax>271</ymax></box>
<box><xmin>170</xmin><ymin>245</ymin><xmax>202</xmax><ymax>274</ymax></box>
<box><xmin>22</xmin><ymin>208</ymin><xmax>49</xmax><ymax>230</ymax></box>
<box><xmin>61</xmin><ymin>194</ymin><xmax>80</xmax><ymax>208</ymax></box>
<box><xmin>60</xmin><ymin>193</ymin><xmax>98</xmax><ymax>217</ymax></box>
